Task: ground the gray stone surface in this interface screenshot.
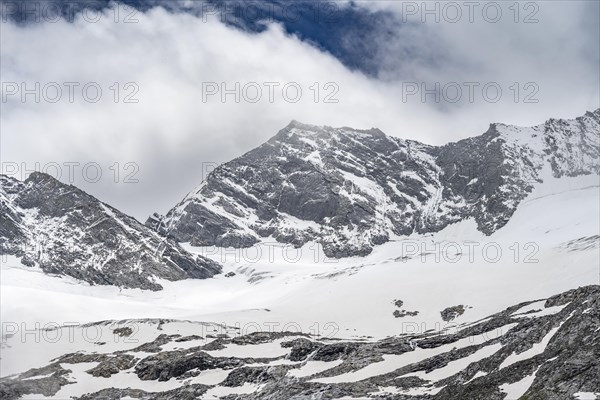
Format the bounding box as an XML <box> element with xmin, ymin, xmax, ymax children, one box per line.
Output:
<box><xmin>440</xmin><ymin>305</ymin><xmax>467</xmax><ymax>322</ymax></box>
<box><xmin>0</xmin><ymin>172</ymin><xmax>222</xmax><ymax>290</ymax></box>
<box><xmin>2</xmin><ymin>286</ymin><xmax>597</xmax><ymax>399</ymax></box>
<box><xmin>153</xmin><ymin>110</ymin><xmax>600</xmax><ymax>258</ymax></box>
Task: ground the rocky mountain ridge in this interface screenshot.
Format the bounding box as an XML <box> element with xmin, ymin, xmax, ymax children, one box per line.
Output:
<box><xmin>150</xmin><ymin>109</ymin><xmax>600</xmax><ymax>257</ymax></box>
<box><xmin>1</xmin><ymin>110</ymin><xmax>598</xmax><ymax>289</ymax></box>
<box><xmin>0</xmin><ymin>172</ymin><xmax>221</xmax><ymax>290</ymax></box>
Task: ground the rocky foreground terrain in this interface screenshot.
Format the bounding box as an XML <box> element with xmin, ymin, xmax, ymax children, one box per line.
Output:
<box><xmin>1</xmin><ymin>285</ymin><xmax>598</xmax><ymax>400</ymax></box>
<box><xmin>151</xmin><ymin>110</ymin><xmax>600</xmax><ymax>258</ymax></box>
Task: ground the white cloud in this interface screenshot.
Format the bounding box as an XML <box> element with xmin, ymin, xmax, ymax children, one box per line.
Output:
<box><xmin>1</xmin><ymin>1</ymin><xmax>598</xmax><ymax>220</ymax></box>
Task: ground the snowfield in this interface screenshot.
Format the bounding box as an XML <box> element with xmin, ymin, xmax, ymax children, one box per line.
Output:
<box><xmin>2</xmin><ymin>174</ymin><xmax>598</xmax><ymax>385</ymax></box>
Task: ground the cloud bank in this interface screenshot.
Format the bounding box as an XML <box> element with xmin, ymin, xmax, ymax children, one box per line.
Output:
<box><xmin>1</xmin><ymin>1</ymin><xmax>598</xmax><ymax>220</ymax></box>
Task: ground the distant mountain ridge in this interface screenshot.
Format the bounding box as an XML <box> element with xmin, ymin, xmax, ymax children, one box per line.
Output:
<box><xmin>0</xmin><ymin>172</ymin><xmax>221</xmax><ymax>290</ymax></box>
<box><xmin>149</xmin><ymin>109</ymin><xmax>600</xmax><ymax>257</ymax></box>
<box><xmin>1</xmin><ymin>110</ymin><xmax>597</xmax><ymax>290</ymax></box>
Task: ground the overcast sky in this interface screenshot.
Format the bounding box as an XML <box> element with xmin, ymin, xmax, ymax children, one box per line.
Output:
<box><xmin>1</xmin><ymin>0</ymin><xmax>598</xmax><ymax>221</ymax></box>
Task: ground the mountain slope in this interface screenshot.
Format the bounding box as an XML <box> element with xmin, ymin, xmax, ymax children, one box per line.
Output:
<box><xmin>151</xmin><ymin>110</ymin><xmax>600</xmax><ymax>257</ymax></box>
<box><xmin>1</xmin><ymin>149</ymin><xmax>598</xmax><ymax>399</ymax></box>
<box><xmin>0</xmin><ymin>172</ymin><xmax>221</xmax><ymax>290</ymax></box>
<box><xmin>1</xmin><ymin>285</ymin><xmax>598</xmax><ymax>400</ymax></box>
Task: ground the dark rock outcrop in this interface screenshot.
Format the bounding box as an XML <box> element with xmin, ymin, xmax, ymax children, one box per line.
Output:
<box><xmin>440</xmin><ymin>305</ymin><xmax>467</xmax><ymax>322</ymax></box>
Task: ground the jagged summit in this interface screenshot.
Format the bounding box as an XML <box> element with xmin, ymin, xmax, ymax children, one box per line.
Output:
<box><xmin>150</xmin><ymin>110</ymin><xmax>600</xmax><ymax>257</ymax></box>
<box><xmin>277</xmin><ymin>120</ymin><xmax>396</xmax><ymax>141</ymax></box>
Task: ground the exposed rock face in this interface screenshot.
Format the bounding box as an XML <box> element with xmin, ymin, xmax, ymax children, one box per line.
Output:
<box><xmin>134</xmin><ymin>350</ymin><xmax>242</xmax><ymax>381</ymax></box>
<box><xmin>282</xmin><ymin>338</ymin><xmax>323</xmax><ymax>361</ymax></box>
<box><xmin>0</xmin><ymin>363</ymin><xmax>71</xmax><ymax>400</ymax></box>
<box><xmin>76</xmin><ymin>385</ymin><xmax>211</xmax><ymax>400</ymax></box>
<box><xmin>152</xmin><ymin>110</ymin><xmax>600</xmax><ymax>258</ymax></box>
<box><xmin>2</xmin><ymin>286</ymin><xmax>597</xmax><ymax>400</ymax></box>
<box><xmin>84</xmin><ymin>354</ymin><xmax>137</xmax><ymax>378</ymax></box>
<box><xmin>393</xmin><ymin>309</ymin><xmax>419</xmax><ymax>318</ymax></box>
<box><xmin>113</xmin><ymin>327</ymin><xmax>134</xmax><ymax>337</ymax></box>
<box><xmin>440</xmin><ymin>305</ymin><xmax>467</xmax><ymax>322</ymax></box>
<box><xmin>221</xmin><ymin>366</ymin><xmax>280</xmax><ymax>387</ymax></box>
<box><xmin>0</xmin><ymin>172</ymin><xmax>221</xmax><ymax>290</ymax></box>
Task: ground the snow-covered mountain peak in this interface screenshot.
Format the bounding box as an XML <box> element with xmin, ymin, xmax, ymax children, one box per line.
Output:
<box><xmin>150</xmin><ymin>110</ymin><xmax>600</xmax><ymax>258</ymax></box>
<box><xmin>0</xmin><ymin>172</ymin><xmax>222</xmax><ymax>290</ymax></box>
<box><xmin>493</xmin><ymin>108</ymin><xmax>600</xmax><ymax>178</ymax></box>
<box><xmin>270</xmin><ymin>120</ymin><xmax>390</xmax><ymax>149</ymax></box>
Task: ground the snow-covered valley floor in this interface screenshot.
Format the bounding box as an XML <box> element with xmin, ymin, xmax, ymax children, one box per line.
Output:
<box><xmin>1</xmin><ymin>175</ymin><xmax>599</xmax><ymax>392</ymax></box>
